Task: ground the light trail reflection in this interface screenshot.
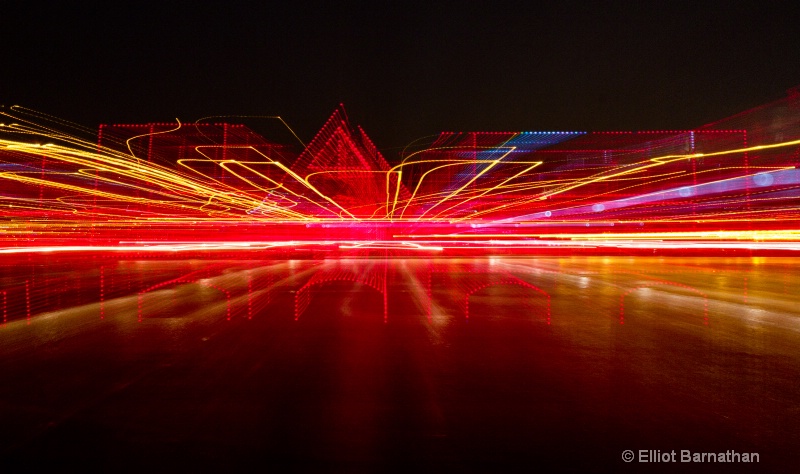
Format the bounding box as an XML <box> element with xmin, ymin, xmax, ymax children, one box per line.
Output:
<box><xmin>1</xmin><ymin>255</ymin><xmax>799</xmax><ymax>471</ymax></box>
<box><xmin>2</xmin><ymin>255</ymin><xmax>797</xmax><ymax>330</ymax></box>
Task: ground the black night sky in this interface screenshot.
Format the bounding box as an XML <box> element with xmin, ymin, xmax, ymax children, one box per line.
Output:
<box><xmin>3</xmin><ymin>1</ymin><xmax>799</xmax><ymax>153</ymax></box>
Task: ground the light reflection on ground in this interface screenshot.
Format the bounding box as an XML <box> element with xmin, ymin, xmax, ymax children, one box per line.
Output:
<box><xmin>1</xmin><ymin>256</ymin><xmax>798</xmax><ymax>471</ymax></box>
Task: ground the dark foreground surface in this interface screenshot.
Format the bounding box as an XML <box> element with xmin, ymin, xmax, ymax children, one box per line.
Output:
<box><xmin>1</xmin><ymin>256</ymin><xmax>798</xmax><ymax>472</ymax></box>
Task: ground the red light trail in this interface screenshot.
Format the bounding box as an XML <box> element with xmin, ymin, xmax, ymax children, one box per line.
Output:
<box><xmin>2</xmin><ymin>91</ymin><xmax>800</xmax><ymax>255</ymax></box>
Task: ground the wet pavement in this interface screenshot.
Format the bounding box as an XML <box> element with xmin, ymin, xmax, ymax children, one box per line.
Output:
<box><xmin>1</xmin><ymin>256</ymin><xmax>798</xmax><ymax>472</ymax></box>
